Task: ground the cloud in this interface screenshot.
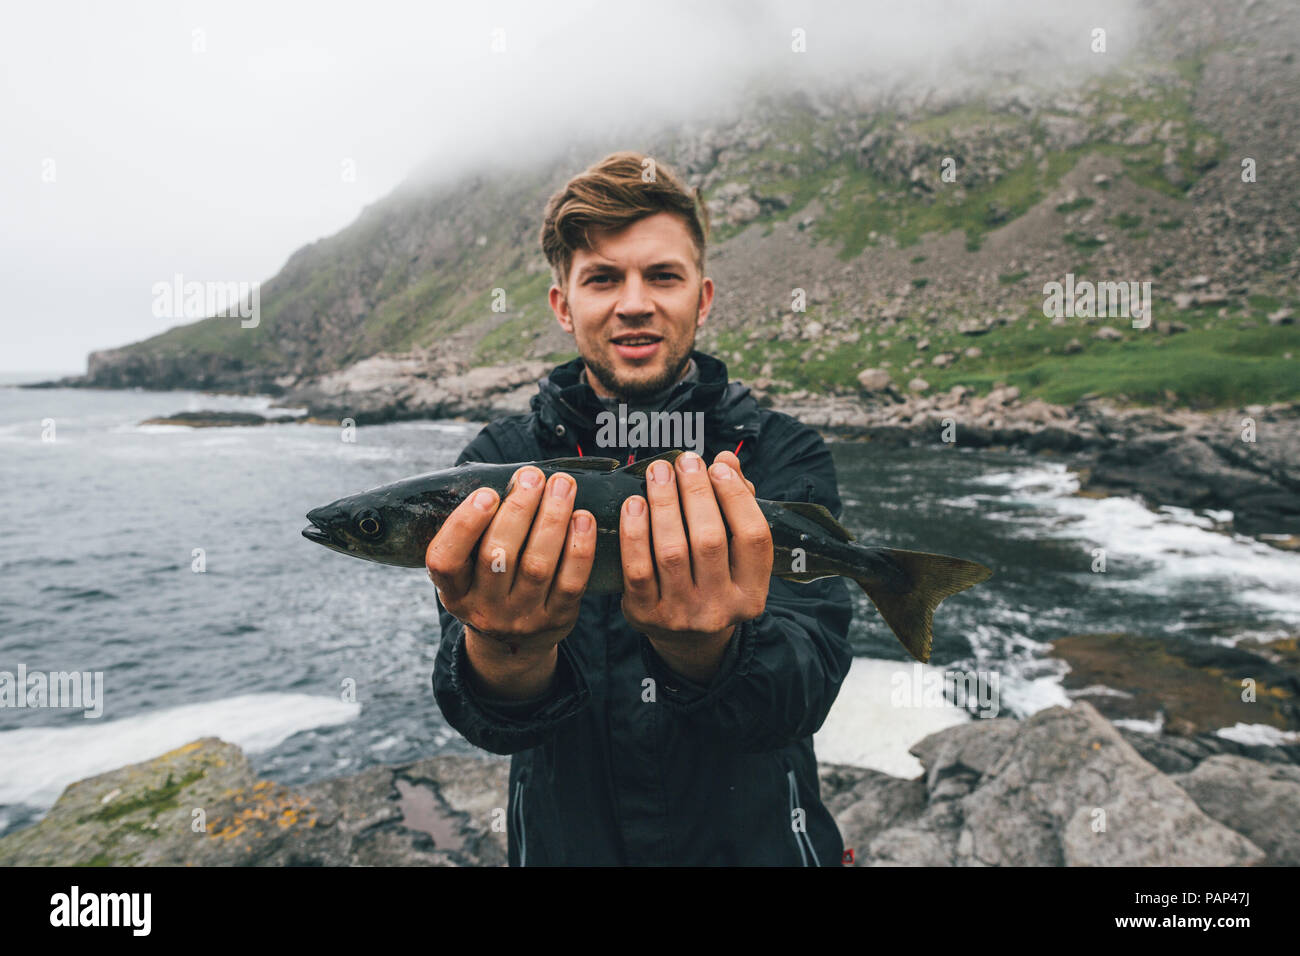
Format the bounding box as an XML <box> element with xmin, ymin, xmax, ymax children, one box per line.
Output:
<box><xmin>0</xmin><ymin>0</ymin><xmax>1139</xmax><ymax>371</ymax></box>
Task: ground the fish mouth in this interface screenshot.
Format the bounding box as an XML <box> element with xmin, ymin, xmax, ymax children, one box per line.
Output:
<box><xmin>302</xmin><ymin>508</ymin><xmax>351</xmax><ymax>552</ymax></box>
<box><xmin>301</xmin><ymin>524</ymin><xmax>334</xmax><ymax>546</ymax></box>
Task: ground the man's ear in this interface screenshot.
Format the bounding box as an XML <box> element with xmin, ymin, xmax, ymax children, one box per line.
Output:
<box><xmin>695</xmin><ymin>276</ymin><xmax>715</xmax><ymax>328</ymax></box>
<box><xmin>549</xmin><ymin>284</ymin><xmax>575</xmax><ymax>335</ymax></box>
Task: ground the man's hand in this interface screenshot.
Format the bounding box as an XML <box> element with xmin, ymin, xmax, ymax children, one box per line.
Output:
<box><xmin>619</xmin><ymin>450</ymin><xmax>773</xmax><ymax>684</ymax></box>
<box><xmin>426</xmin><ymin>466</ymin><xmax>597</xmax><ymax>700</ymax></box>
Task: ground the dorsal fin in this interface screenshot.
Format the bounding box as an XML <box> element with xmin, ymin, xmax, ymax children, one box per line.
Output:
<box><xmin>778</xmin><ymin>501</ymin><xmax>855</xmax><ymax>541</ymax></box>
<box><xmin>536</xmin><ymin>456</ymin><xmax>620</xmax><ymax>472</ymax></box>
<box><xmin>619</xmin><ymin>449</ymin><xmax>685</xmax><ymax>477</ymax></box>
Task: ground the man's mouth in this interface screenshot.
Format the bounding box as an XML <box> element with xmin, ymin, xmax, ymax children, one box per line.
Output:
<box><xmin>610</xmin><ymin>332</ymin><xmax>663</xmax><ymax>360</ymax></box>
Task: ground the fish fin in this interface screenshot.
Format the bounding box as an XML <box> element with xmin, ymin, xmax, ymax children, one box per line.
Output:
<box><xmin>537</xmin><ymin>457</ymin><xmax>620</xmax><ymax>472</ymax></box>
<box><xmin>853</xmin><ymin>549</ymin><xmax>992</xmax><ymax>663</ymax></box>
<box><xmin>619</xmin><ymin>449</ymin><xmax>684</xmax><ymax>477</ymax></box>
<box><xmin>777</xmin><ymin>501</ymin><xmax>855</xmax><ymax>541</ymax></box>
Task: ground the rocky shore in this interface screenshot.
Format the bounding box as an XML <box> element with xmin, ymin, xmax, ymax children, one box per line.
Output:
<box><xmin>123</xmin><ymin>356</ymin><xmax>1300</xmax><ymax>543</ymax></box>
<box><xmin>3</xmin><ymin>700</ymin><xmax>1296</xmax><ymax>866</ymax></box>
<box><xmin>258</xmin><ymin>356</ymin><xmax>1300</xmax><ymax>541</ymax></box>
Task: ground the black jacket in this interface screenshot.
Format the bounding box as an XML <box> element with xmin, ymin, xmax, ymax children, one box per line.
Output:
<box><xmin>432</xmin><ymin>351</ymin><xmax>854</xmax><ymax>865</ymax></box>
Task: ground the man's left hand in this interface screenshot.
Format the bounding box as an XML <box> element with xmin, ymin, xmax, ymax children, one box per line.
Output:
<box><xmin>619</xmin><ymin>449</ymin><xmax>773</xmax><ymax>684</ymax></box>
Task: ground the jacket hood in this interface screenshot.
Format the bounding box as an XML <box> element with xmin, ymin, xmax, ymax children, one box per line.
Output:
<box><xmin>529</xmin><ymin>350</ymin><xmax>761</xmax><ymax>456</ymax></box>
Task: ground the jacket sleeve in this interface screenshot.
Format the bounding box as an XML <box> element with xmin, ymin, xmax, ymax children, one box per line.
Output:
<box><xmin>430</xmin><ymin>421</ymin><xmax>592</xmax><ymax>755</ymax></box>
<box><xmin>638</xmin><ymin>421</ymin><xmax>855</xmax><ymax>753</ymax></box>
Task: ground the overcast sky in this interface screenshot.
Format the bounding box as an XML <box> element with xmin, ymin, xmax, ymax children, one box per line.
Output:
<box><xmin>0</xmin><ymin>0</ymin><xmax>1139</xmax><ymax>373</ymax></box>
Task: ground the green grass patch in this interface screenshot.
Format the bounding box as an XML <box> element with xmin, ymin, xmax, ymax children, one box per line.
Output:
<box><xmin>999</xmin><ymin>271</ymin><xmax>1029</xmax><ymax>285</ymax></box>
<box><xmin>1064</xmin><ymin>232</ymin><xmax>1107</xmax><ymax>250</ymax></box>
<box><xmin>80</xmin><ymin>769</ymin><xmax>206</xmax><ymax>824</ymax></box>
<box><xmin>1055</xmin><ymin>197</ymin><xmax>1096</xmax><ymax>213</ymax></box>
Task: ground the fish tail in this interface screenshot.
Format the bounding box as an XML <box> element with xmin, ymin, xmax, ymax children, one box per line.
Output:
<box><xmin>852</xmin><ymin>549</ymin><xmax>992</xmax><ymax>663</ymax></box>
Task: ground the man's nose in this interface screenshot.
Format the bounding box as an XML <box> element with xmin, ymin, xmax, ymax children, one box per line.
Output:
<box><xmin>615</xmin><ymin>273</ymin><xmax>652</xmax><ymax>317</ymax></box>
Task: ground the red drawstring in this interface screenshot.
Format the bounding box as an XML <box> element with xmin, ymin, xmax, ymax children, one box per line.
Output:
<box><xmin>576</xmin><ymin>440</ymin><xmax>743</xmax><ymax>460</ymax></box>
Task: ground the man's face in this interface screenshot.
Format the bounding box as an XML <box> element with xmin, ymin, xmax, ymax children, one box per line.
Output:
<box><xmin>549</xmin><ymin>211</ymin><xmax>714</xmax><ymax>401</ymax></box>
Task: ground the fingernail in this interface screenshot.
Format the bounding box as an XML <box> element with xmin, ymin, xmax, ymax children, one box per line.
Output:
<box><xmin>472</xmin><ymin>489</ymin><xmax>496</xmax><ymax>510</ymax></box>
<box><xmin>551</xmin><ymin>474</ymin><xmax>572</xmax><ymax>498</ymax></box>
<box><xmin>650</xmin><ymin>461</ymin><xmax>670</xmax><ymax>483</ymax></box>
<box><xmin>680</xmin><ymin>452</ymin><xmax>702</xmax><ymax>473</ymax></box>
<box><xmin>574</xmin><ymin>512</ymin><xmax>592</xmax><ymax>532</ymax></box>
<box><xmin>712</xmin><ymin>462</ymin><xmax>733</xmax><ymax>480</ymax></box>
<box><xmin>518</xmin><ymin>468</ymin><xmax>541</xmax><ymax>489</ymax></box>
<box><xmin>627</xmin><ymin>496</ymin><xmax>645</xmax><ymax>516</ymax></box>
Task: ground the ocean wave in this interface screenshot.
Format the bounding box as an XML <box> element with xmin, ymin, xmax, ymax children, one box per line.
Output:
<box><xmin>815</xmin><ymin>658</ymin><xmax>970</xmax><ymax>779</ymax></box>
<box><xmin>0</xmin><ymin>692</ymin><xmax>360</xmax><ymax>809</ymax></box>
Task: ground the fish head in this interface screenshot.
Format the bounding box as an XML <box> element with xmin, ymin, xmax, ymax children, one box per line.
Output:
<box><xmin>302</xmin><ymin>481</ymin><xmax>462</xmax><ymax>568</ymax></box>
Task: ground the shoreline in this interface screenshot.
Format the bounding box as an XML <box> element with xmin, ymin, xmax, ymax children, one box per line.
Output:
<box><xmin>35</xmin><ymin>366</ymin><xmax>1292</xmax><ymax>544</ymax></box>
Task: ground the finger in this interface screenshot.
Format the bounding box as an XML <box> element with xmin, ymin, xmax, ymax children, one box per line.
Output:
<box><xmin>675</xmin><ymin>450</ymin><xmax>729</xmax><ymax>587</ymax></box>
<box><xmin>426</xmin><ymin>485</ymin><xmax>499</xmax><ymax>600</ymax></box>
<box><xmin>709</xmin><ymin>459</ymin><xmax>773</xmax><ymax>597</ymax></box>
<box><xmin>512</xmin><ymin>471</ymin><xmax>577</xmax><ymax>607</ymax></box>
<box><xmin>477</xmin><ymin>466</ymin><xmax>545</xmax><ymax>605</ymax></box>
<box><xmin>619</xmin><ymin>493</ymin><xmax>659</xmax><ymax>607</ymax></box>
<box><xmin>713</xmin><ymin>450</ymin><xmax>755</xmax><ymax>496</ymax></box>
<box><xmin>546</xmin><ymin>508</ymin><xmax>597</xmax><ymax>617</ymax></box>
<box><xmin>644</xmin><ymin>458</ymin><xmax>692</xmax><ymax>593</ymax></box>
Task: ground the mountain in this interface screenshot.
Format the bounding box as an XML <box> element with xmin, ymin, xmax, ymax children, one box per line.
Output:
<box><xmin>75</xmin><ymin>0</ymin><xmax>1298</xmax><ymax>411</ymax></box>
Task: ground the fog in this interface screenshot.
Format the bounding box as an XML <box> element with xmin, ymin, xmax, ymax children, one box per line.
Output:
<box><xmin>0</xmin><ymin>0</ymin><xmax>1141</xmax><ymax>373</ymax></box>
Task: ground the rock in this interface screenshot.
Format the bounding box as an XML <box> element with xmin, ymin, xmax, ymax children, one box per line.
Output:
<box><xmin>856</xmin><ymin>368</ymin><xmax>894</xmax><ymax>392</ymax></box>
<box><xmin>1092</xmin><ymin>326</ymin><xmax>1123</xmax><ymax>341</ymax></box>
<box><xmin>0</xmin><ymin>738</ymin><xmax>509</xmax><ymax>866</ymax></box>
<box><xmin>915</xmin><ymin>338</ymin><xmax>930</xmax><ymax>351</ymax></box>
<box><xmin>140</xmin><ymin>410</ymin><xmax>300</xmax><ymax>428</ymax></box>
<box><xmin>1050</xmin><ymin>633</ymin><xmax>1300</xmax><ymax>735</ymax></box>
<box><xmin>957</xmin><ymin>319</ymin><xmax>989</xmax><ymax>335</ymax></box>
<box><xmin>1268</xmin><ymin>308</ymin><xmax>1294</xmax><ymax>326</ymax></box>
<box><xmin>1083</xmin><ymin>414</ymin><xmax>1300</xmax><ymax>535</ymax></box>
<box><xmin>986</xmin><ymin>385</ymin><xmax>1021</xmax><ymax>406</ymax></box>
<box><xmin>835</xmin><ymin>703</ymin><xmax>1267</xmax><ymax>867</ymax></box>
<box><xmin>1172</xmin><ymin>756</ymin><xmax>1300</xmax><ymax>864</ymax></box>
<box><xmin>931</xmin><ymin>352</ymin><xmax>955</xmax><ymax>368</ymax></box>
<box><xmin>908</xmin><ymin>377</ymin><xmax>930</xmax><ymax>393</ymax></box>
<box><xmin>1064</xmin><ymin>338</ymin><xmax>1083</xmax><ymax>354</ymax></box>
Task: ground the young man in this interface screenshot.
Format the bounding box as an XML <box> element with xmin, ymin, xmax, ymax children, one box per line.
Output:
<box><xmin>428</xmin><ymin>151</ymin><xmax>854</xmax><ymax>865</ymax></box>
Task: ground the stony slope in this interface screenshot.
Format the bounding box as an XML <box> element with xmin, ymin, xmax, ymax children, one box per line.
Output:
<box><xmin>71</xmin><ymin>0</ymin><xmax>1298</xmax><ymax>413</ymax></box>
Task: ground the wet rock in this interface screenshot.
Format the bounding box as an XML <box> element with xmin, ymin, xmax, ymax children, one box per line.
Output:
<box><xmin>0</xmin><ymin>738</ymin><xmax>509</xmax><ymax>867</ymax></box>
<box><xmin>834</xmin><ymin>703</ymin><xmax>1267</xmax><ymax>867</ymax></box>
<box><xmin>1172</xmin><ymin>756</ymin><xmax>1300</xmax><ymax>864</ymax></box>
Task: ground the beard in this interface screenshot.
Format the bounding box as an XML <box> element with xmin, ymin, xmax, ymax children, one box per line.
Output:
<box><xmin>582</xmin><ymin>335</ymin><xmax>694</xmax><ymax>402</ymax></box>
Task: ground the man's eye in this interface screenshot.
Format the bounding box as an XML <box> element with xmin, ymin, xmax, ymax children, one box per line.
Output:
<box><xmin>653</xmin><ymin>273</ymin><xmax>680</xmax><ymax>281</ymax></box>
<box><xmin>588</xmin><ymin>275</ymin><xmax>612</xmax><ymax>285</ymax></box>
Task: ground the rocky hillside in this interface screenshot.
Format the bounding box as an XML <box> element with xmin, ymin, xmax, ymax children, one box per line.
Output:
<box><xmin>70</xmin><ymin>0</ymin><xmax>1298</xmax><ymax>413</ymax></box>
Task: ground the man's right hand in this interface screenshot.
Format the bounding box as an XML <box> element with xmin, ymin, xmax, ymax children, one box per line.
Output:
<box><xmin>426</xmin><ymin>465</ymin><xmax>597</xmax><ymax>700</ymax></box>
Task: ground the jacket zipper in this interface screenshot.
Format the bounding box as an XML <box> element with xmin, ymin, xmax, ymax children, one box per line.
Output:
<box><xmin>513</xmin><ymin>779</ymin><xmax>527</xmax><ymax>867</ymax></box>
<box><xmin>786</xmin><ymin>769</ymin><xmax>821</xmax><ymax>867</ymax></box>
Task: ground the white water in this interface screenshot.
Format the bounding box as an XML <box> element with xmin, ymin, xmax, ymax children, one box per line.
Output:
<box><xmin>0</xmin><ymin>693</ymin><xmax>360</xmax><ymax>809</ymax></box>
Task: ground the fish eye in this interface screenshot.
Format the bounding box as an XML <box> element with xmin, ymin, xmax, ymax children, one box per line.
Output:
<box><xmin>356</xmin><ymin>510</ymin><xmax>383</xmax><ymax>537</ymax></box>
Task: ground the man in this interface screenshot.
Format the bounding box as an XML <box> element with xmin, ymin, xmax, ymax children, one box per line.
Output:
<box><xmin>429</xmin><ymin>151</ymin><xmax>854</xmax><ymax>865</ymax></box>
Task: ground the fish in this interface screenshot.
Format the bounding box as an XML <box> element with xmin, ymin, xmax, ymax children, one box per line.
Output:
<box><xmin>302</xmin><ymin>449</ymin><xmax>992</xmax><ymax>662</ymax></box>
